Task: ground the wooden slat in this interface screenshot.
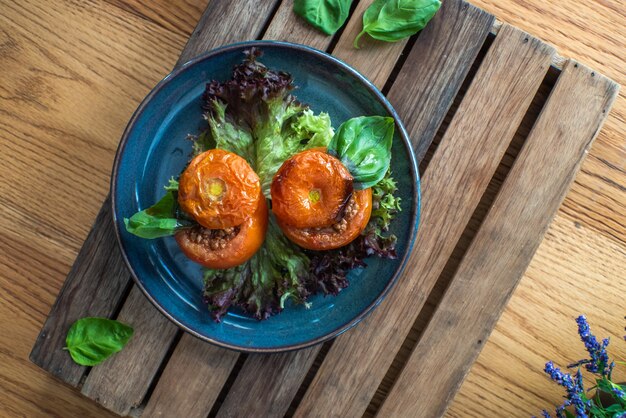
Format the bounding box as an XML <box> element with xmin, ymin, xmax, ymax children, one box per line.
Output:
<box><xmin>81</xmin><ymin>287</ymin><xmax>178</xmax><ymax>416</ymax></box>
<box><xmin>293</xmin><ymin>25</ymin><xmax>554</xmax><ymax>418</ymax></box>
<box><xmin>29</xmin><ymin>0</ymin><xmax>278</xmax><ymax>409</ymax></box>
<box><xmin>140</xmin><ymin>2</ymin><xmax>332</xmax><ymax>415</ymax></box>
<box><xmin>263</xmin><ymin>0</ymin><xmax>331</xmax><ymax>51</ymax></box>
<box><xmin>29</xmin><ymin>197</ymin><xmax>131</xmax><ymax>386</ymax></box>
<box><xmin>217</xmin><ymin>349</ymin><xmax>319</xmax><ymax>418</ymax></box>
<box><xmin>141</xmin><ymin>333</ymin><xmax>239</xmax><ymax>418</ymax></box>
<box><xmin>330</xmin><ymin>0</ymin><xmax>408</xmax><ymax>88</ymax></box>
<box><xmin>77</xmin><ymin>0</ymin><xmax>276</xmax><ymax>414</ymax></box>
<box><xmin>388</xmin><ymin>0</ymin><xmax>496</xmax><ymax>164</ymax></box>
<box><xmin>214</xmin><ymin>2</ymin><xmax>495</xmax><ymax>417</ymax></box>
<box><xmin>378</xmin><ymin>60</ymin><xmax>619</xmax><ymax>418</ymax></box>
<box><xmin>176</xmin><ymin>0</ymin><xmax>279</xmax><ymax>65</ymax></box>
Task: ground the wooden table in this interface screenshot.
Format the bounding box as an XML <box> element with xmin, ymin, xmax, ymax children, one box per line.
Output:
<box><xmin>1</xmin><ymin>0</ymin><xmax>624</xmax><ymax>417</ymax></box>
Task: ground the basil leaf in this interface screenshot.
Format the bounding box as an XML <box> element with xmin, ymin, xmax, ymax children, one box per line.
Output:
<box><xmin>65</xmin><ymin>317</ymin><xmax>134</xmax><ymax>366</ymax></box>
<box><xmin>124</xmin><ymin>189</ymin><xmax>191</xmax><ymax>238</ymax></box>
<box><xmin>328</xmin><ymin>116</ymin><xmax>394</xmax><ymax>189</ymax></box>
<box><xmin>354</xmin><ymin>0</ymin><xmax>441</xmax><ymax>48</ymax></box>
<box><xmin>294</xmin><ymin>0</ymin><xmax>354</xmax><ymax>35</ymax></box>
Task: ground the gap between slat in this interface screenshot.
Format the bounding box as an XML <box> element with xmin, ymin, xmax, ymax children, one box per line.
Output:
<box><xmin>77</xmin><ymin>274</ymin><xmax>135</xmax><ymax>388</ymax></box>
<box><xmin>380</xmin><ymin>33</ymin><xmax>420</xmax><ymax>96</ymax></box>
<box><xmin>418</xmin><ymin>33</ymin><xmax>495</xmax><ymax>174</ymax></box>
<box><xmin>364</xmin><ymin>65</ymin><xmax>561</xmax><ymax>418</ymax></box>
<box><xmin>207</xmin><ymin>354</ymin><xmax>249</xmax><ymax>418</ymax></box>
<box><xmin>129</xmin><ymin>330</ymin><xmax>184</xmax><ymax>415</ymax></box>
<box><xmin>325</xmin><ymin>0</ymin><xmax>363</xmax><ymax>54</ymax></box>
<box><xmin>284</xmin><ymin>340</ymin><xmax>335</xmax><ymax>418</ymax></box>
<box><xmin>257</xmin><ymin>0</ymin><xmax>286</xmax><ymax>40</ymax></box>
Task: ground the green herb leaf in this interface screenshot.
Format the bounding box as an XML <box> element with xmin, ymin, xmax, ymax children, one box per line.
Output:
<box><xmin>124</xmin><ymin>189</ymin><xmax>191</xmax><ymax>238</ymax></box>
<box><xmin>294</xmin><ymin>0</ymin><xmax>354</xmax><ymax>35</ymax></box>
<box><xmin>65</xmin><ymin>317</ymin><xmax>134</xmax><ymax>366</ymax></box>
<box><xmin>328</xmin><ymin>115</ymin><xmax>394</xmax><ymax>189</ymax></box>
<box><xmin>563</xmin><ymin>410</ymin><xmax>576</xmax><ymax>418</ymax></box>
<box><xmin>604</xmin><ymin>404</ymin><xmax>623</xmax><ymax>412</ymax></box>
<box><xmin>354</xmin><ymin>0</ymin><xmax>441</xmax><ymax>48</ymax></box>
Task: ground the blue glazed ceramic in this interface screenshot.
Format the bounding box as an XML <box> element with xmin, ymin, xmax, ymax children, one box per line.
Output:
<box><xmin>112</xmin><ymin>41</ymin><xmax>420</xmax><ymax>353</ymax></box>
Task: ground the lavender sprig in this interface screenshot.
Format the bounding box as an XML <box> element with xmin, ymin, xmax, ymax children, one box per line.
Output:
<box><xmin>575</xmin><ymin>315</ymin><xmax>611</xmax><ymax>376</ymax></box>
<box><xmin>544</xmin><ymin>362</ymin><xmax>591</xmax><ymax>418</ymax></box>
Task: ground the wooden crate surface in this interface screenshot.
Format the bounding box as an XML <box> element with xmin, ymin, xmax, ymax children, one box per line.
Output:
<box><xmin>25</xmin><ymin>0</ymin><xmax>619</xmax><ymax>417</ymax></box>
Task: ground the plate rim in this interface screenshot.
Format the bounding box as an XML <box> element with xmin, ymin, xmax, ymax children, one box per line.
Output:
<box><xmin>111</xmin><ymin>40</ymin><xmax>421</xmax><ymax>353</ymax></box>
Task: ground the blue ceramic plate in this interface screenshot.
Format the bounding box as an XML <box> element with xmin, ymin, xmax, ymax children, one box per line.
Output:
<box><xmin>112</xmin><ymin>41</ymin><xmax>420</xmax><ymax>352</ymax></box>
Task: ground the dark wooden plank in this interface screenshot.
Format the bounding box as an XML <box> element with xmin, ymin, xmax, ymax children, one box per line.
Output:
<box><xmin>391</xmin><ymin>1</ymin><xmax>495</xmax><ymax>161</ymax></box>
<box><xmin>378</xmin><ymin>60</ymin><xmax>619</xmax><ymax>418</ymax></box>
<box><xmin>81</xmin><ymin>287</ymin><xmax>179</xmax><ymax>416</ymax></box>
<box><xmin>79</xmin><ymin>0</ymin><xmax>281</xmax><ymax>413</ymax></box>
<box><xmin>140</xmin><ymin>333</ymin><xmax>239</xmax><ymax>418</ymax></box>
<box><xmin>216</xmin><ymin>349</ymin><xmax>319</xmax><ymax>418</ymax></box>
<box><xmin>29</xmin><ymin>197</ymin><xmax>132</xmax><ymax>386</ymax></box>
<box><xmin>331</xmin><ymin>0</ymin><xmax>409</xmax><ymax>88</ymax></box>
<box><xmin>31</xmin><ymin>0</ymin><xmax>279</xmax><ymax>409</ymax></box>
<box><xmin>263</xmin><ymin>0</ymin><xmax>332</xmax><ymax>51</ymax></box>
<box><xmin>177</xmin><ymin>0</ymin><xmax>279</xmax><ymax>65</ymax></box>
<box><xmin>213</xmin><ymin>2</ymin><xmax>495</xmax><ymax>417</ymax></box>
<box><xmin>293</xmin><ymin>25</ymin><xmax>554</xmax><ymax>418</ymax></box>
<box><xmin>140</xmin><ymin>2</ymin><xmax>330</xmax><ymax>415</ymax></box>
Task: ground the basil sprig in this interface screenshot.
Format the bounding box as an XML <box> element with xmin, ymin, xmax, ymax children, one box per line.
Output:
<box><xmin>65</xmin><ymin>318</ymin><xmax>134</xmax><ymax>366</ymax></box>
<box><xmin>124</xmin><ymin>179</ymin><xmax>193</xmax><ymax>239</ymax></box>
<box><xmin>328</xmin><ymin>115</ymin><xmax>394</xmax><ymax>189</ymax></box>
<box><xmin>293</xmin><ymin>0</ymin><xmax>354</xmax><ymax>35</ymax></box>
<box><xmin>354</xmin><ymin>0</ymin><xmax>442</xmax><ymax>48</ymax></box>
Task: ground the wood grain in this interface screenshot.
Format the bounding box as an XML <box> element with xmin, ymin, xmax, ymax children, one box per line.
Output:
<box><xmin>1</xmin><ymin>0</ymin><xmax>624</xmax><ymax>416</ymax></box>
<box><xmin>212</xmin><ymin>2</ymin><xmax>494</xmax><ymax>417</ymax></box>
<box><xmin>29</xmin><ymin>198</ymin><xmax>132</xmax><ymax>386</ymax></box>
<box><xmin>379</xmin><ymin>59</ymin><xmax>619</xmax><ymax>418</ymax></box>
<box><xmin>294</xmin><ymin>25</ymin><xmax>554</xmax><ymax>418</ymax></box>
<box><xmin>141</xmin><ymin>333</ymin><xmax>238</xmax><ymax>418</ymax></box>
<box><xmin>121</xmin><ymin>2</ymin><xmax>279</xmax><ymax>415</ymax></box>
<box><xmin>263</xmin><ymin>0</ymin><xmax>333</xmax><ymax>51</ymax></box>
<box><xmin>330</xmin><ymin>0</ymin><xmax>408</xmax><ymax>88</ymax></box>
<box><xmin>386</xmin><ymin>0</ymin><xmax>494</xmax><ymax>162</ymax></box>
<box><xmin>81</xmin><ymin>287</ymin><xmax>179</xmax><ymax>416</ymax></box>
<box><xmin>216</xmin><ymin>348</ymin><xmax>320</xmax><ymax>418</ymax></box>
<box><xmin>1</xmin><ymin>0</ymin><xmax>193</xmax><ymax>415</ymax></box>
<box><xmin>447</xmin><ymin>1</ymin><xmax>626</xmax><ymax>415</ymax></box>
<box><xmin>177</xmin><ymin>0</ymin><xmax>280</xmax><ymax>65</ymax></box>
<box><xmin>141</xmin><ymin>3</ymin><xmax>335</xmax><ymax>415</ymax></box>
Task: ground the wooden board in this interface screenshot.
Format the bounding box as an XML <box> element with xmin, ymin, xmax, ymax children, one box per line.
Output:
<box><xmin>24</xmin><ymin>0</ymin><xmax>619</xmax><ymax>417</ymax></box>
<box><xmin>294</xmin><ymin>23</ymin><xmax>554</xmax><ymax>418</ymax></box>
<box><xmin>378</xmin><ymin>59</ymin><xmax>619</xmax><ymax>418</ymax></box>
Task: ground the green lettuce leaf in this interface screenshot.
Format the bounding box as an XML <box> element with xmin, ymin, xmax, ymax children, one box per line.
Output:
<box><xmin>202</xmin><ymin>216</ymin><xmax>310</xmax><ymax>321</ymax></box>
<box><xmin>194</xmin><ymin>49</ymin><xmax>334</xmax><ymax>196</ymax></box>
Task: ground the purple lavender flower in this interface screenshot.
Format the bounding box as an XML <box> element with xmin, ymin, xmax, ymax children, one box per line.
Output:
<box><xmin>544</xmin><ymin>362</ymin><xmax>590</xmax><ymax>418</ymax></box>
<box><xmin>576</xmin><ymin>315</ymin><xmax>610</xmax><ymax>376</ymax></box>
<box><xmin>540</xmin><ymin>411</ymin><xmax>551</xmax><ymax>418</ymax></box>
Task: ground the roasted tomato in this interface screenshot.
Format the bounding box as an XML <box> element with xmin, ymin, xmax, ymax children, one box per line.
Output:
<box><xmin>175</xmin><ymin>196</ymin><xmax>268</xmax><ymax>269</ymax></box>
<box><xmin>271</xmin><ymin>148</ymin><xmax>353</xmax><ymax>229</ymax></box>
<box><xmin>178</xmin><ymin>149</ymin><xmax>261</xmax><ymax>229</ymax></box>
<box><xmin>276</xmin><ymin>188</ymin><xmax>372</xmax><ymax>251</ymax></box>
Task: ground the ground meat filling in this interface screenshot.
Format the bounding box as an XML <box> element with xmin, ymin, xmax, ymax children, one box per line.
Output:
<box><xmin>331</xmin><ymin>194</ymin><xmax>358</xmax><ymax>232</ymax></box>
<box><xmin>299</xmin><ymin>194</ymin><xmax>358</xmax><ymax>236</ymax></box>
<box><xmin>187</xmin><ymin>226</ymin><xmax>240</xmax><ymax>250</ymax></box>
